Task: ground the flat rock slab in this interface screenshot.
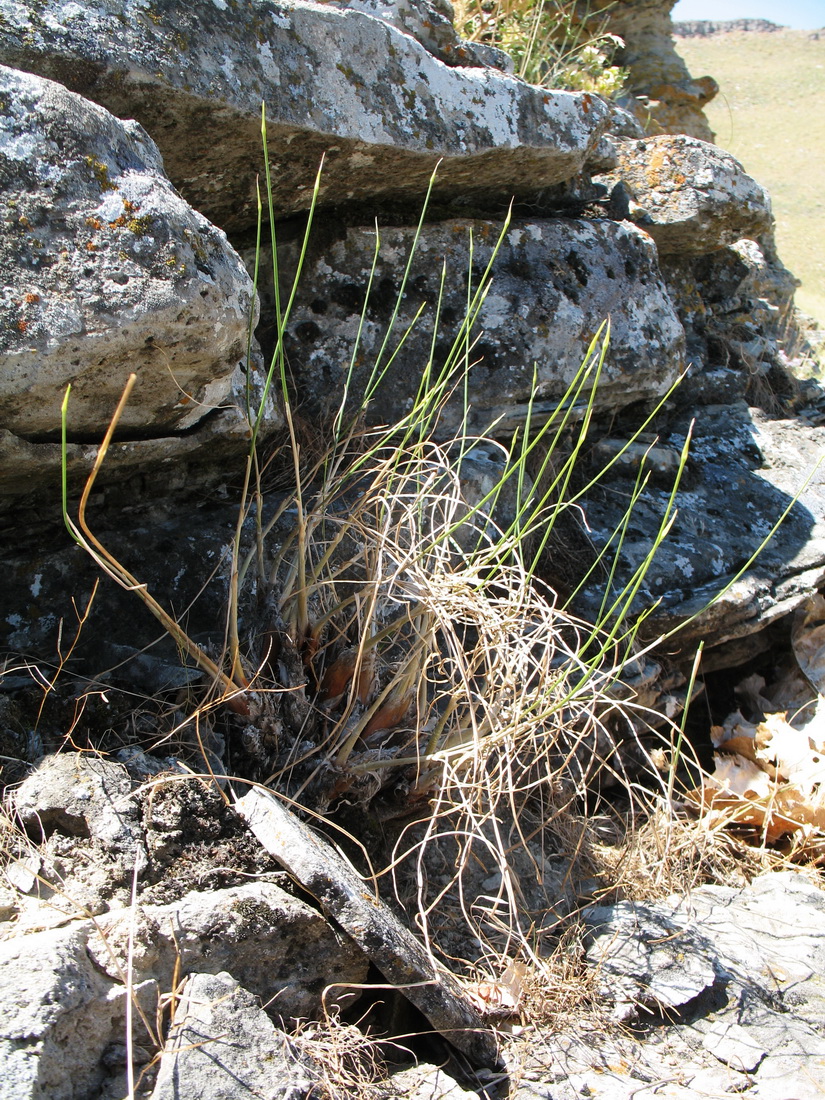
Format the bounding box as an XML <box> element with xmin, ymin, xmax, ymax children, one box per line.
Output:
<box><xmin>235</xmin><ymin>787</ymin><xmax>500</xmax><ymax>1068</ymax></box>
<box><xmin>582</xmin><ymin>872</ymin><xmax>825</xmax><ymax>1098</ymax></box>
<box><xmin>0</xmin><ymin>0</ymin><xmax>608</xmax><ymax>232</ymax></box>
<box><xmin>280</xmin><ymin>216</ymin><xmax>684</xmax><ymax>435</ymax></box>
<box><xmin>0</xmin><ymin>65</ymin><xmax>254</xmax><ymax>440</ymax></box>
<box><xmin>598</xmin><ymin>134</ymin><xmax>772</xmax><ymax>254</ymax></box>
<box><xmin>151</xmin><ymin>971</ymin><xmax>312</xmax><ymax>1100</ymax></box>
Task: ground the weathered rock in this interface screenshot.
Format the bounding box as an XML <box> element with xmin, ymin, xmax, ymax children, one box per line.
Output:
<box><xmin>574</xmin><ymin>401</ymin><xmax>825</xmax><ymax>663</ymax></box>
<box><xmin>236</xmin><ymin>787</ymin><xmax>500</xmax><ymax>1068</ymax></box>
<box><xmin>0</xmin><ymin>923</ymin><xmax>158</xmax><ymax>1100</ymax></box>
<box><xmin>12</xmin><ymin>753</ymin><xmax>148</xmax><ymax>913</ymax></box>
<box><xmin>593</xmin><ymin>0</ymin><xmax>719</xmax><ymax>140</ymax></box>
<box><xmin>390</xmin><ymin>1062</ymin><xmax>479</xmax><ymax>1098</ymax></box>
<box><xmin>597</xmin><ymin>135</ymin><xmax>773</xmax><ymax>254</ymax></box>
<box><xmin>88</xmin><ymin>880</ymin><xmax>368</xmax><ymax>1023</ymax></box>
<box><xmin>333</xmin><ymin>0</ymin><xmax>513</xmax><ymax>71</ymax></box>
<box><xmin>583</xmin><ymin>872</ymin><xmax>825</xmax><ymax>1097</ymax></box>
<box><xmin>0</xmin><ymin>65</ymin><xmax>255</xmax><ymax>440</ymax></box>
<box><xmin>279</xmin><ymin>215</ymin><xmax>684</xmax><ymax>435</ymax></box>
<box><xmin>151</xmin><ymin>972</ymin><xmax>313</xmax><ymax>1100</ymax></box>
<box><xmin>0</xmin><ymin>0</ymin><xmax>609</xmax><ymax>233</ymax></box>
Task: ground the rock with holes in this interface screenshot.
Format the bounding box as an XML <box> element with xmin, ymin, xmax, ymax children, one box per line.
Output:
<box><xmin>0</xmin><ymin>64</ymin><xmax>256</xmax><ymax>443</ymax></box>
<box><xmin>597</xmin><ymin>134</ymin><xmax>773</xmax><ymax>254</ymax></box>
<box><xmin>277</xmin><ymin>215</ymin><xmax>684</xmax><ymax>436</ymax></box>
<box><xmin>0</xmin><ymin>0</ymin><xmax>608</xmax><ymax>234</ymax></box>
<box><xmin>87</xmin><ymin>880</ymin><xmax>369</xmax><ymax>1025</ymax></box>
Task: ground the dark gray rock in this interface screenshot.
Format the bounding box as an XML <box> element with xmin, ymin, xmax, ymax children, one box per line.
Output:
<box><xmin>278</xmin><ymin>215</ymin><xmax>684</xmax><ymax>435</ymax></box>
<box><xmin>0</xmin><ymin>0</ymin><xmax>609</xmax><ymax>233</ymax></box>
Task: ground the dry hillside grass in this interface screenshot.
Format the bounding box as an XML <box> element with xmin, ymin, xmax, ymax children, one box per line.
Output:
<box><xmin>676</xmin><ymin>28</ymin><xmax>825</xmax><ymax>326</ymax></box>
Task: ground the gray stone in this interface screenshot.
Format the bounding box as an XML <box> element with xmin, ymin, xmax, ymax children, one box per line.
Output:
<box><xmin>87</xmin><ymin>880</ymin><xmax>368</xmax><ymax>1024</ymax></box>
<box><xmin>0</xmin><ymin>0</ymin><xmax>609</xmax><ymax>233</ymax></box>
<box><xmin>0</xmin><ymin>64</ymin><xmax>255</xmax><ymax>440</ymax></box>
<box><xmin>279</xmin><ymin>216</ymin><xmax>684</xmax><ymax>436</ymax></box>
<box><xmin>701</xmin><ymin>1019</ymin><xmax>766</xmax><ymax>1072</ymax></box>
<box><xmin>598</xmin><ymin>134</ymin><xmax>772</xmax><ymax>254</ymax></box>
<box><xmin>0</xmin><ymin>924</ymin><xmax>157</xmax><ymax>1100</ymax></box>
<box><xmin>151</xmin><ymin>972</ymin><xmax>312</xmax><ymax>1100</ymax></box>
<box><xmin>574</xmin><ymin>401</ymin><xmax>825</xmax><ymax>663</ymax></box>
<box><xmin>389</xmin><ymin>1062</ymin><xmax>479</xmax><ymax>1098</ymax></box>
<box><xmin>235</xmin><ymin>786</ymin><xmax>500</xmax><ymax>1068</ymax></box>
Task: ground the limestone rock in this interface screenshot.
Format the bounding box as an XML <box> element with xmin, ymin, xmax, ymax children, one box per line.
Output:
<box><xmin>598</xmin><ymin>135</ymin><xmax>773</xmax><ymax>254</ymax></box>
<box><xmin>0</xmin><ymin>0</ymin><xmax>609</xmax><ymax>233</ymax></box>
<box><xmin>594</xmin><ymin>0</ymin><xmax>719</xmax><ymax>140</ymax></box>
<box><xmin>279</xmin><ymin>215</ymin><xmax>684</xmax><ymax>435</ymax></box>
<box><xmin>0</xmin><ymin>924</ymin><xmax>157</xmax><ymax>1100</ymax></box>
<box><xmin>331</xmin><ymin>0</ymin><xmax>513</xmax><ymax>70</ymax></box>
<box><xmin>0</xmin><ymin>65</ymin><xmax>255</xmax><ymax>440</ymax></box>
<box><xmin>575</xmin><ymin>400</ymin><xmax>825</xmax><ymax>663</ymax></box>
<box><xmin>583</xmin><ymin>872</ymin><xmax>825</xmax><ymax>1097</ymax></box>
<box><xmin>88</xmin><ymin>880</ymin><xmax>368</xmax><ymax>1023</ymax></box>
<box><xmin>151</xmin><ymin>972</ymin><xmax>313</xmax><ymax>1100</ymax></box>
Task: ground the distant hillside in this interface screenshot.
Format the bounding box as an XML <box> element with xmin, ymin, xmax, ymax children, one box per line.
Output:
<box><xmin>676</xmin><ymin>29</ymin><xmax>825</xmax><ymax>324</ymax></box>
<box><xmin>674</xmin><ymin>19</ymin><xmax>785</xmax><ymax>36</ymax></box>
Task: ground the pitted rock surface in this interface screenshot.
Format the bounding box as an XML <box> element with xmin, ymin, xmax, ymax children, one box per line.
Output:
<box><xmin>279</xmin><ymin>215</ymin><xmax>684</xmax><ymax>435</ymax></box>
<box><xmin>599</xmin><ymin>134</ymin><xmax>773</xmax><ymax>254</ymax></box>
<box><xmin>0</xmin><ymin>65</ymin><xmax>255</xmax><ymax>440</ymax></box>
<box><xmin>0</xmin><ymin>0</ymin><xmax>609</xmax><ymax>232</ymax></box>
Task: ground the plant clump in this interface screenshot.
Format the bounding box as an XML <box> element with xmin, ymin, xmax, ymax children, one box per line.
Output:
<box><xmin>454</xmin><ymin>0</ymin><xmax>628</xmax><ymax>96</ymax></box>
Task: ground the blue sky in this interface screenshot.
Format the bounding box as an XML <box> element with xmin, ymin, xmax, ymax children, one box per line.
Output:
<box><xmin>671</xmin><ymin>0</ymin><xmax>824</xmax><ymax>28</ymax></box>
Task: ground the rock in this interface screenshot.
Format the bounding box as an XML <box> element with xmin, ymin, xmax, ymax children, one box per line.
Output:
<box><xmin>279</xmin><ymin>215</ymin><xmax>684</xmax><ymax>435</ymax></box>
<box><xmin>88</xmin><ymin>880</ymin><xmax>368</xmax><ymax>1024</ymax></box>
<box><xmin>389</xmin><ymin>1062</ymin><xmax>479</xmax><ymax>1098</ymax></box>
<box><xmin>0</xmin><ymin>64</ymin><xmax>255</xmax><ymax>440</ymax></box>
<box><xmin>151</xmin><ymin>972</ymin><xmax>312</xmax><ymax>1100</ymax></box>
<box><xmin>574</xmin><ymin>400</ymin><xmax>825</xmax><ymax>664</ymax></box>
<box><xmin>597</xmin><ymin>135</ymin><xmax>773</xmax><ymax>254</ymax></box>
<box><xmin>0</xmin><ymin>923</ymin><xmax>158</xmax><ymax>1100</ymax></box>
<box><xmin>588</xmin><ymin>0</ymin><xmax>719</xmax><ymax>140</ymax></box>
<box><xmin>583</xmin><ymin>872</ymin><xmax>825</xmax><ymax>1094</ymax></box>
<box><xmin>235</xmin><ymin>786</ymin><xmax>500</xmax><ymax>1068</ymax></box>
<box><xmin>0</xmin><ymin>0</ymin><xmax>609</xmax><ymax>233</ymax></box>
<box><xmin>331</xmin><ymin>0</ymin><xmax>513</xmax><ymax>71</ymax></box>
<box><xmin>12</xmin><ymin>752</ymin><xmax>148</xmax><ymax>913</ymax></box>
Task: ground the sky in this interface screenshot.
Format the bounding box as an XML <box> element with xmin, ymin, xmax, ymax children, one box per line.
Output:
<box><xmin>671</xmin><ymin>0</ymin><xmax>825</xmax><ymax>28</ymax></box>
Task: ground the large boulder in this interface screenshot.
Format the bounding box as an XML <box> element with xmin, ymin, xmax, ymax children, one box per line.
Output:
<box><xmin>0</xmin><ymin>65</ymin><xmax>255</xmax><ymax>441</ymax></box>
<box><xmin>0</xmin><ymin>0</ymin><xmax>610</xmax><ymax>233</ymax></box>
<box><xmin>278</xmin><ymin>215</ymin><xmax>685</xmax><ymax>435</ymax></box>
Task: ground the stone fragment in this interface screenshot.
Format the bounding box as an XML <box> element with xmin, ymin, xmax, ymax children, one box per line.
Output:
<box><xmin>0</xmin><ymin>65</ymin><xmax>255</xmax><ymax>440</ymax></box>
<box><xmin>151</xmin><ymin>972</ymin><xmax>312</xmax><ymax>1100</ymax></box>
<box><xmin>701</xmin><ymin>1019</ymin><xmax>766</xmax><ymax>1073</ymax></box>
<box><xmin>88</xmin><ymin>880</ymin><xmax>368</xmax><ymax>1023</ymax></box>
<box><xmin>390</xmin><ymin>1062</ymin><xmax>479</xmax><ymax>1098</ymax></box>
<box><xmin>0</xmin><ymin>924</ymin><xmax>156</xmax><ymax>1100</ymax></box>
<box><xmin>598</xmin><ymin>134</ymin><xmax>772</xmax><ymax>254</ymax></box>
<box><xmin>236</xmin><ymin>787</ymin><xmax>500</xmax><ymax>1068</ymax></box>
<box><xmin>279</xmin><ymin>216</ymin><xmax>684</xmax><ymax>435</ymax></box>
<box><xmin>0</xmin><ymin>0</ymin><xmax>608</xmax><ymax>233</ymax></box>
